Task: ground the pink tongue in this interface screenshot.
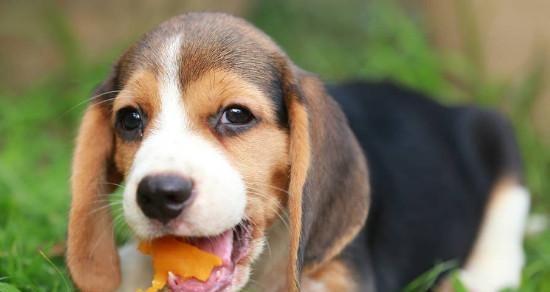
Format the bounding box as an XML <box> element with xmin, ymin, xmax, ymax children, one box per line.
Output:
<box><xmin>168</xmin><ymin>231</ymin><xmax>235</xmax><ymax>292</ymax></box>
<box><xmin>188</xmin><ymin>230</ymin><xmax>233</xmax><ymax>264</ymax></box>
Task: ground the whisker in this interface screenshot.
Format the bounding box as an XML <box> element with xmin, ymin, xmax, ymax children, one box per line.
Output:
<box><xmin>62</xmin><ymin>90</ymin><xmax>121</xmax><ymax>115</ymax></box>
<box><xmin>262</xmin><ymin>234</ymin><xmax>273</xmax><ymax>259</ymax></box>
<box><xmin>113</xmin><ymin>213</ymin><xmax>130</xmax><ymax>235</ymax></box>
<box><xmin>89</xmin><ymin>219</ymin><xmax>116</xmax><ymax>256</ymax></box>
<box><xmin>244</xmin><ymin>191</ymin><xmax>290</xmax><ymax>232</ymax></box>
<box><xmin>245</xmin><ymin>182</ymin><xmax>289</xmax><ymax>194</ymax></box>
<box><xmin>90</xmin><ymin>97</ymin><xmax>119</xmax><ymax>108</ymax></box>
<box><xmin>100</xmin><ymin>182</ymin><xmax>127</xmax><ymax>187</ymax></box>
<box><xmin>86</xmin><ymin>201</ymin><xmax>124</xmax><ymax>217</ymax></box>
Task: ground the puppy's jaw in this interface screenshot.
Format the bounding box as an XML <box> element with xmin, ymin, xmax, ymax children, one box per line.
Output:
<box><xmin>122</xmin><ymin>36</ymin><xmax>247</xmax><ymax>239</ymax></box>
<box><xmin>225</xmin><ymin>235</ymin><xmax>268</xmax><ymax>291</ymax></box>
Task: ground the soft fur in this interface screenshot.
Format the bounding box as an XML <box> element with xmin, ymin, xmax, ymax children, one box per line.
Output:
<box><xmin>67</xmin><ymin>13</ymin><xmax>529</xmax><ymax>292</ymax></box>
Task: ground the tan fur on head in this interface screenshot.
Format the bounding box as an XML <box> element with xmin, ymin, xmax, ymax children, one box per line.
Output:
<box><xmin>67</xmin><ymin>99</ymin><xmax>122</xmax><ymax>291</ymax></box>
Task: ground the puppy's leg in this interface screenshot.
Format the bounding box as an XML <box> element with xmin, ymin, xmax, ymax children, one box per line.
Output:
<box><xmin>117</xmin><ymin>241</ymin><xmax>153</xmax><ymax>292</ymax></box>
<box><xmin>459</xmin><ymin>181</ymin><xmax>530</xmax><ymax>291</ymax></box>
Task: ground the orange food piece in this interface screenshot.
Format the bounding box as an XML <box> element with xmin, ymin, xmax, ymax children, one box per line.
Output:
<box><xmin>138</xmin><ymin>236</ymin><xmax>223</xmax><ymax>292</ymax></box>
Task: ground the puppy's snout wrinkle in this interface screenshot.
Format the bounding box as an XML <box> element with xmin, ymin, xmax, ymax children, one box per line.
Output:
<box><xmin>137</xmin><ymin>174</ymin><xmax>194</xmax><ymax>224</ymax></box>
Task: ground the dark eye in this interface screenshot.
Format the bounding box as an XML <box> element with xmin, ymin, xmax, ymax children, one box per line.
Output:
<box><xmin>220</xmin><ymin>106</ymin><xmax>254</xmax><ymax>125</ymax></box>
<box><xmin>215</xmin><ymin>105</ymin><xmax>256</xmax><ymax>136</ymax></box>
<box><xmin>116</xmin><ymin>107</ymin><xmax>145</xmax><ymax>140</ymax></box>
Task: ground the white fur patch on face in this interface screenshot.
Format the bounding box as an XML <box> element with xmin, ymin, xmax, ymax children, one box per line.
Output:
<box><xmin>459</xmin><ymin>184</ymin><xmax>530</xmax><ymax>292</ymax></box>
<box><xmin>122</xmin><ymin>35</ymin><xmax>247</xmax><ymax>238</ymax></box>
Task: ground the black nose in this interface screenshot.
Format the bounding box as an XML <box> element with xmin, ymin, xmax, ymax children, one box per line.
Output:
<box><xmin>137</xmin><ymin>174</ymin><xmax>194</xmax><ymax>224</ymax></box>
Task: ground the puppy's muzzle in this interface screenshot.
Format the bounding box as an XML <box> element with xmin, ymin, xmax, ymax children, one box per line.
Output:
<box><xmin>137</xmin><ymin>174</ymin><xmax>194</xmax><ymax>224</ymax></box>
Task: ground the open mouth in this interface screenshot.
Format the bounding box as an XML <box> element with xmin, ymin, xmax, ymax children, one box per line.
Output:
<box><xmin>166</xmin><ymin>221</ymin><xmax>252</xmax><ymax>292</ymax></box>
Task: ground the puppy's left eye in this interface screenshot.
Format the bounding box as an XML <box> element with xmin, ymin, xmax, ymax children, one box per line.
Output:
<box><xmin>214</xmin><ymin>105</ymin><xmax>256</xmax><ymax>135</ymax></box>
<box><xmin>220</xmin><ymin>106</ymin><xmax>254</xmax><ymax>125</ymax></box>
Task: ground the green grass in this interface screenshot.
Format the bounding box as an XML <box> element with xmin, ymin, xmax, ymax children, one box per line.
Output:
<box><xmin>1</xmin><ymin>0</ymin><xmax>549</xmax><ymax>291</ymax></box>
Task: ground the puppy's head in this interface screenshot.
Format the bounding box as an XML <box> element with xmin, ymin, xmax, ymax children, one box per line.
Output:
<box><xmin>67</xmin><ymin>13</ymin><xmax>369</xmax><ymax>291</ymax></box>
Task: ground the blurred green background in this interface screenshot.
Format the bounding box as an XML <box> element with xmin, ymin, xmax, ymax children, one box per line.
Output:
<box><xmin>0</xmin><ymin>0</ymin><xmax>549</xmax><ymax>291</ymax></box>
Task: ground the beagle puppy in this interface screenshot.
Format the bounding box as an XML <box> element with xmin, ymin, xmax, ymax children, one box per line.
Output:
<box><xmin>67</xmin><ymin>12</ymin><xmax>529</xmax><ymax>292</ymax></box>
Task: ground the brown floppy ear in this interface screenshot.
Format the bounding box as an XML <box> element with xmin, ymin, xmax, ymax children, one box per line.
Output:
<box><xmin>67</xmin><ymin>70</ymin><xmax>123</xmax><ymax>291</ymax></box>
<box><xmin>284</xmin><ymin>66</ymin><xmax>370</xmax><ymax>291</ymax></box>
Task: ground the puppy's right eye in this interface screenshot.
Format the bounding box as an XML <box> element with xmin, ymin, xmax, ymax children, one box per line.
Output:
<box><xmin>116</xmin><ymin>107</ymin><xmax>145</xmax><ymax>140</ymax></box>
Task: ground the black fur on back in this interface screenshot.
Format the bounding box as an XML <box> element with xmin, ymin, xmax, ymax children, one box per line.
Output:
<box><xmin>327</xmin><ymin>81</ymin><xmax>522</xmax><ymax>291</ymax></box>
